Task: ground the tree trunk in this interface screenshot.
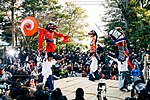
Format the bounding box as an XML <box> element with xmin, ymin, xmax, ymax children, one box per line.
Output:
<box><xmin>11</xmin><ymin>0</ymin><xmax>15</xmax><ymax>47</ymax></box>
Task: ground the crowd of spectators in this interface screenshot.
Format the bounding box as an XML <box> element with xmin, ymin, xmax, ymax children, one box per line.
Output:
<box><xmin>0</xmin><ymin>45</ymin><xmax>149</xmax><ymax>99</ymax></box>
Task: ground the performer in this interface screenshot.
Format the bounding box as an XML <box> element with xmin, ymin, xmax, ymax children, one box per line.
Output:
<box><xmin>38</xmin><ymin>22</ymin><xmax>69</xmax><ymax>91</ymax></box>
<box><xmin>41</xmin><ymin>52</ymin><xmax>65</xmax><ymax>91</ymax></box>
<box><xmin>108</xmin><ymin>27</ymin><xmax>133</xmax><ymax>92</ymax></box>
<box><xmin>21</xmin><ymin>17</ymin><xmax>69</xmax><ymax>54</ymax></box>
<box><xmin>21</xmin><ymin>17</ymin><xmax>69</xmax><ymax>57</ymax></box>
<box><xmin>108</xmin><ymin>27</ymin><xmax>134</xmax><ymax>69</ymax></box>
<box><xmin>38</xmin><ymin>22</ymin><xmax>69</xmax><ymax>54</ymax></box>
<box><xmin>108</xmin><ymin>27</ymin><xmax>127</xmax><ymax>61</ymax></box>
<box><xmin>88</xmin><ymin>30</ymin><xmax>98</xmax><ymax>56</ymax></box>
<box><xmin>88</xmin><ymin>30</ymin><xmax>100</xmax><ymax>81</ymax></box>
<box><xmin>89</xmin><ymin>52</ymin><xmax>99</xmax><ymax>81</ymax></box>
<box><xmin>108</xmin><ymin>55</ymin><xmax>131</xmax><ymax>92</ymax></box>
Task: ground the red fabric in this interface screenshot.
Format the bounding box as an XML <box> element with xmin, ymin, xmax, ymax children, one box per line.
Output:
<box><xmin>38</xmin><ymin>28</ymin><xmax>45</xmax><ymax>51</ymax></box>
<box><xmin>90</xmin><ymin>36</ymin><xmax>97</xmax><ymax>53</ymax></box>
<box><xmin>128</xmin><ymin>60</ymin><xmax>134</xmax><ymax>69</ymax></box>
<box><xmin>110</xmin><ymin>76</ymin><xmax>115</xmax><ymax>80</ymax></box>
<box><xmin>124</xmin><ymin>50</ymin><xmax>129</xmax><ymax>57</ymax></box>
<box><xmin>116</xmin><ymin>42</ymin><xmax>125</xmax><ymax>46</ymax></box>
<box><xmin>101</xmin><ymin>74</ymin><xmax>105</xmax><ymax>79</ymax></box>
<box><xmin>0</xmin><ymin>70</ymin><xmax>2</xmax><ymax>75</ymax></box>
<box><xmin>54</xmin><ymin>32</ymin><xmax>64</xmax><ymax>38</ymax></box>
<box><xmin>62</xmin><ymin>35</ymin><xmax>70</xmax><ymax>43</ymax></box>
<box><xmin>90</xmin><ymin>44</ymin><xmax>96</xmax><ymax>53</ymax></box>
<box><xmin>38</xmin><ymin>28</ymin><xmax>67</xmax><ymax>53</ymax></box>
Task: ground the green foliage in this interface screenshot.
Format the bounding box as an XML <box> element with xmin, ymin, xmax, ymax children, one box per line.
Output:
<box><xmin>103</xmin><ymin>0</ymin><xmax>150</xmax><ymax>51</ymax></box>
<box><xmin>0</xmin><ymin>0</ymin><xmax>12</xmax><ymax>45</ymax></box>
<box><xmin>54</xmin><ymin>2</ymin><xmax>88</xmax><ymax>51</ymax></box>
<box><xmin>15</xmin><ymin>0</ymin><xmax>62</xmax><ymax>49</ymax></box>
<box><xmin>57</xmin><ymin>2</ymin><xmax>88</xmax><ymax>36</ymax></box>
<box><xmin>17</xmin><ymin>0</ymin><xmax>61</xmax><ymax>27</ymax></box>
<box><xmin>0</xmin><ymin>0</ymin><xmax>88</xmax><ymax>52</ymax></box>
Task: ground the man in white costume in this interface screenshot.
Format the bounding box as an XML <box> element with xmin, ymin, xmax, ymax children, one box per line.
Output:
<box><xmin>41</xmin><ymin>52</ymin><xmax>65</xmax><ymax>91</ymax></box>
<box><xmin>89</xmin><ymin>52</ymin><xmax>98</xmax><ymax>81</ymax></box>
<box><xmin>108</xmin><ymin>55</ymin><xmax>131</xmax><ymax>92</ymax></box>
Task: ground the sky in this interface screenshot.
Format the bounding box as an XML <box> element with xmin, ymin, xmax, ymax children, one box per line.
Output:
<box><xmin>58</xmin><ymin>0</ymin><xmax>107</xmax><ymax>37</ymax></box>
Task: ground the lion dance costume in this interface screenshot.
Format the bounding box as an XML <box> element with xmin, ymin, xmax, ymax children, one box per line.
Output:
<box><xmin>38</xmin><ymin>22</ymin><xmax>69</xmax><ymax>54</ymax></box>
<box><xmin>108</xmin><ymin>27</ymin><xmax>134</xmax><ymax>69</ymax></box>
<box><xmin>20</xmin><ymin>16</ymin><xmax>69</xmax><ymax>54</ymax></box>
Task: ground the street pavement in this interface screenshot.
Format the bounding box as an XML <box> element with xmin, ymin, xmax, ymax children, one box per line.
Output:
<box><xmin>54</xmin><ymin>77</ymin><xmax>130</xmax><ymax>100</ymax></box>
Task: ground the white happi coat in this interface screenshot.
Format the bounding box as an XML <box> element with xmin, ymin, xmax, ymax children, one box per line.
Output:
<box><xmin>90</xmin><ymin>56</ymin><xmax>98</xmax><ymax>74</ymax></box>
<box><xmin>42</xmin><ymin>59</ymin><xmax>56</xmax><ymax>85</ymax></box>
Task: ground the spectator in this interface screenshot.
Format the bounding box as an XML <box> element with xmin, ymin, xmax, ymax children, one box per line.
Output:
<box><xmin>19</xmin><ymin>51</ymin><xmax>27</xmax><ymax>67</ymax></box>
<box><xmin>70</xmin><ymin>52</ymin><xmax>78</xmax><ymax>76</ymax></box>
<box><xmin>0</xmin><ymin>58</ymin><xmax>3</xmax><ymax>69</ymax></box>
<box><xmin>50</xmin><ymin>88</ymin><xmax>67</xmax><ymax>100</ymax></box>
<box><xmin>73</xmin><ymin>88</ymin><xmax>85</xmax><ymax>100</ymax></box>
<box><xmin>33</xmin><ymin>83</ymin><xmax>50</xmax><ymax>100</ymax></box>
<box><xmin>0</xmin><ymin>89</ymin><xmax>11</xmax><ymax>100</ymax></box>
<box><xmin>97</xmin><ymin>44</ymin><xmax>103</xmax><ymax>54</ymax></box>
<box><xmin>110</xmin><ymin>63</ymin><xmax>118</xmax><ymax>80</ymax></box>
<box><xmin>101</xmin><ymin>63</ymin><xmax>111</xmax><ymax>79</ymax></box>
<box><xmin>9</xmin><ymin>82</ymin><xmax>22</xmax><ymax>99</ymax></box>
<box><xmin>130</xmin><ymin>65</ymin><xmax>141</xmax><ymax>77</ymax></box>
<box><xmin>23</xmin><ymin>79</ymin><xmax>36</xmax><ymax>96</ymax></box>
<box><xmin>0</xmin><ymin>68</ymin><xmax>12</xmax><ymax>84</ymax></box>
<box><xmin>31</xmin><ymin>67</ymin><xmax>40</xmax><ymax>85</ymax></box>
<box><xmin>60</xmin><ymin>66</ymin><xmax>68</xmax><ymax>78</ymax></box>
<box><xmin>16</xmin><ymin>87</ymin><xmax>33</xmax><ymax>100</ymax></box>
<box><xmin>37</xmin><ymin>63</ymin><xmax>43</xmax><ymax>73</ymax></box>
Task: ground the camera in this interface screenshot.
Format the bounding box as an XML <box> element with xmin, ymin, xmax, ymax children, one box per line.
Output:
<box><xmin>126</xmin><ymin>77</ymin><xmax>147</xmax><ymax>100</ymax></box>
<box><xmin>132</xmin><ymin>77</ymin><xmax>146</xmax><ymax>99</ymax></box>
<box><xmin>97</xmin><ymin>82</ymin><xmax>107</xmax><ymax>100</ymax></box>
